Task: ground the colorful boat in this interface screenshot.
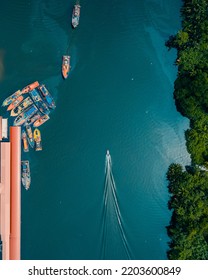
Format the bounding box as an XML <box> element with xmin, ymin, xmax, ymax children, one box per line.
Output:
<box><xmin>21</xmin><ymin>81</ymin><xmax>39</xmax><ymax>94</ymax></box>
<box><xmin>29</xmin><ymin>89</ymin><xmax>50</xmax><ymax>115</ymax></box>
<box><xmin>22</xmin><ymin>130</ymin><xmax>29</xmax><ymax>152</ymax></box>
<box><xmin>38</xmin><ymin>85</ymin><xmax>56</xmax><ymax>109</ymax></box>
<box><xmin>33</xmin><ymin>128</ymin><xmax>42</xmax><ymax>151</ymax></box>
<box><xmin>10</xmin><ymin>96</ymin><xmax>33</xmax><ymax>117</ymax></box>
<box><xmin>72</xmin><ymin>4</ymin><xmax>81</xmax><ymax>28</ymax></box>
<box><xmin>26</xmin><ymin>113</ymin><xmax>41</xmax><ymax>126</ymax></box>
<box><xmin>13</xmin><ymin>104</ymin><xmax>38</xmax><ymax>126</ymax></box>
<box><xmin>7</xmin><ymin>95</ymin><xmax>24</xmax><ymax>111</ymax></box>
<box><xmin>33</xmin><ymin>115</ymin><xmax>50</xmax><ymax>127</ymax></box>
<box><xmin>21</xmin><ymin>161</ymin><xmax>31</xmax><ymax>190</ymax></box>
<box><xmin>25</xmin><ymin>124</ymin><xmax>35</xmax><ymax>148</ymax></box>
<box><xmin>62</xmin><ymin>55</ymin><xmax>70</xmax><ymax>79</ymax></box>
<box><xmin>2</xmin><ymin>90</ymin><xmax>22</xmax><ymax>107</ymax></box>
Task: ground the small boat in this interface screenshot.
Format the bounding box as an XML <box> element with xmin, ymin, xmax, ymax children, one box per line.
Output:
<box><xmin>38</xmin><ymin>84</ymin><xmax>56</xmax><ymax>109</ymax></box>
<box><xmin>26</xmin><ymin>113</ymin><xmax>41</xmax><ymax>126</ymax></box>
<box><xmin>7</xmin><ymin>95</ymin><xmax>24</xmax><ymax>111</ymax></box>
<box><xmin>62</xmin><ymin>55</ymin><xmax>70</xmax><ymax>79</ymax></box>
<box><xmin>13</xmin><ymin>104</ymin><xmax>38</xmax><ymax>126</ymax></box>
<box><xmin>21</xmin><ymin>161</ymin><xmax>31</xmax><ymax>190</ymax></box>
<box><xmin>25</xmin><ymin>124</ymin><xmax>35</xmax><ymax>148</ymax></box>
<box><xmin>33</xmin><ymin>128</ymin><xmax>42</xmax><ymax>151</ymax></box>
<box><xmin>29</xmin><ymin>89</ymin><xmax>50</xmax><ymax>115</ymax></box>
<box><xmin>105</xmin><ymin>149</ymin><xmax>111</xmax><ymax>172</ymax></box>
<box><xmin>10</xmin><ymin>96</ymin><xmax>33</xmax><ymax>117</ymax></box>
<box><xmin>33</xmin><ymin>115</ymin><xmax>50</xmax><ymax>127</ymax></box>
<box><xmin>72</xmin><ymin>4</ymin><xmax>81</xmax><ymax>28</ymax></box>
<box><xmin>21</xmin><ymin>81</ymin><xmax>39</xmax><ymax>94</ymax></box>
<box><xmin>22</xmin><ymin>130</ymin><xmax>29</xmax><ymax>152</ymax></box>
<box><xmin>2</xmin><ymin>90</ymin><xmax>22</xmax><ymax>107</ymax></box>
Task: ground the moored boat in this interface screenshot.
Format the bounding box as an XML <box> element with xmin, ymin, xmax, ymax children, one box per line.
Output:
<box><xmin>33</xmin><ymin>114</ymin><xmax>50</xmax><ymax>127</ymax></box>
<box><xmin>13</xmin><ymin>104</ymin><xmax>38</xmax><ymax>126</ymax></box>
<box><xmin>10</xmin><ymin>96</ymin><xmax>33</xmax><ymax>117</ymax></box>
<box><xmin>38</xmin><ymin>84</ymin><xmax>56</xmax><ymax>109</ymax></box>
<box><xmin>62</xmin><ymin>55</ymin><xmax>70</xmax><ymax>79</ymax></box>
<box><xmin>72</xmin><ymin>4</ymin><xmax>81</xmax><ymax>28</ymax></box>
<box><xmin>29</xmin><ymin>89</ymin><xmax>50</xmax><ymax>115</ymax></box>
<box><xmin>22</xmin><ymin>130</ymin><xmax>29</xmax><ymax>152</ymax></box>
<box><xmin>21</xmin><ymin>81</ymin><xmax>39</xmax><ymax>94</ymax></box>
<box><xmin>2</xmin><ymin>90</ymin><xmax>22</xmax><ymax>107</ymax></box>
<box><xmin>33</xmin><ymin>128</ymin><xmax>42</xmax><ymax>151</ymax></box>
<box><xmin>21</xmin><ymin>160</ymin><xmax>31</xmax><ymax>190</ymax></box>
<box><xmin>26</xmin><ymin>113</ymin><xmax>41</xmax><ymax>126</ymax></box>
<box><xmin>25</xmin><ymin>124</ymin><xmax>35</xmax><ymax>148</ymax></box>
<box><xmin>7</xmin><ymin>95</ymin><xmax>24</xmax><ymax>111</ymax></box>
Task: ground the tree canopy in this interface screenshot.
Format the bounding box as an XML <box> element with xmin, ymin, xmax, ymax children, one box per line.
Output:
<box><xmin>166</xmin><ymin>0</ymin><xmax>208</xmax><ymax>259</ymax></box>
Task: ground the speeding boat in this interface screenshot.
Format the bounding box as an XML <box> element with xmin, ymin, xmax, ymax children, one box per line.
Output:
<box><xmin>105</xmin><ymin>149</ymin><xmax>111</xmax><ymax>171</ymax></box>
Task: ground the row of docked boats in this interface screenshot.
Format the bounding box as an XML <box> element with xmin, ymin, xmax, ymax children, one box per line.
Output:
<box><xmin>22</xmin><ymin>125</ymin><xmax>42</xmax><ymax>152</ymax></box>
<box><xmin>21</xmin><ymin>126</ymin><xmax>42</xmax><ymax>190</ymax></box>
<box><xmin>2</xmin><ymin>81</ymin><xmax>55</xmax><ymax>127</ymax></box>
<box><xmin>2</xmin><ymin>81</ymin><xmax>54</xmax><ymax>191</ymax></box>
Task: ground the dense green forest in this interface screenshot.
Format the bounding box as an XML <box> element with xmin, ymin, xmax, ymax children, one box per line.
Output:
<box><xmin>166</xmin><ymin>0</ymin><xmax>208</xmax><ymax>259</ymax></box>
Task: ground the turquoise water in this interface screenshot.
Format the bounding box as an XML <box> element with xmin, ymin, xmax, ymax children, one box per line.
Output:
<box><xmin>0</xmin><ymin>0</ymin><xmax>190</xmax><ymax>260</ymax></box>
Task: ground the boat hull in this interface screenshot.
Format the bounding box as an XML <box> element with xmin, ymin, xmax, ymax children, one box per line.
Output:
<box><xmin>21</xmin><ymin>81</ymin><xmax>39</xmax><ymax>94</ymax></box>
<box><xmin>22</xmin><ymin>130</ymin><xmax>29</xmax><ymax>152</ymax></box>
<box><xmin>33</xmin><ymin>115</ymin><xmax>50</xmax><ymax>127</ymax></box>
<box><xmin>10</xmin><ymin>96</ymin><xmax>33</xmax><ymax>117</ymax></box>
<box><xmin>21</xmin><ymin>160</ymin><xmax>31</xmax><ymax>190</ymax></box>
<box><xmin>38</xmin><ymin>85</ymin><xmax>56</xmax><ymax>109</ymax></box>
<box><xmin>25</xmin><ymin>113</ymin><xmax>41</xmax><ymax>126</ymax></box>
<box><xmin>2</xmin><ymin>90</ymin><xmax>22</xmax><ymax>107</ymax></box>
<box><xmin>7</xmin><ymin>95</ymin><xmax>23</xmax><ymax>111</ymax></box>
<box><xmin>14</xmin><ymin>104</ymin><xmax>38</xmax><ymax>126</ymax></box>
<box><xmin>29</xmin><ymin>89</ymin><xmax>50</xmax><ymax>115</ymax></box>
<box><xmin>25</xmin><ymin>124</ymin><xmax>35</xmax><ymax>148</ymax></box>
<box><xmin>62</xmin><ymin>56</ymin><xmax>70</xmax><ymax>79</ymax></box>
<box><xmin>33</xmin><ymin>128</ymin><xmax>42</xmax><ymax>151</ymax></box>
<box><xmin>72</xmin><ymin>4</ymin><xmax>81</xmax><ymax>28</ymax></box>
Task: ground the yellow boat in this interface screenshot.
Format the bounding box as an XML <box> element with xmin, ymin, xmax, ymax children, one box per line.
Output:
<box><xmin>33</xmin><ymin>128</ymin><xmax>42</xmax><ymax>151</ymax></box>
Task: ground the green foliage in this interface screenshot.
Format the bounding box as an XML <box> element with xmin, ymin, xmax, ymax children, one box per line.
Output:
<box><xmin>166</xmin><ymin>0</ymin><xmax>208</xmax><ymax>259</ymax></box>
<box><xmin>166</xmin><ymin>165</ymin><xmax>208</xmax><ymax>259</ymax></box>
<box><xmin>176</xmin><ymin>30</ymin><xmax>189</xmax><ymax>46</ymax></box>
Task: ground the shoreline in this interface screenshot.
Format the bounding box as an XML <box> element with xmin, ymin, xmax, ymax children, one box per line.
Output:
<box><xmin>166</xmin><ymin>0</ymin><xmax>208</xmax><ymax>260</ymax></box>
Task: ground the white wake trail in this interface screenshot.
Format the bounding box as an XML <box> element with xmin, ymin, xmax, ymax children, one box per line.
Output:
<box><xmin>101</xmin><ymin>151</ymin><xmax>132</xmax><ymax>259</ymax></box>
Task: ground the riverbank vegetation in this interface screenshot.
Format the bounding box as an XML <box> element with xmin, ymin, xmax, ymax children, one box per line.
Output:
<box><xmin>165</xmin><ymin>0</ymin><xmax>208</xmax><ymax>259</ymax></box>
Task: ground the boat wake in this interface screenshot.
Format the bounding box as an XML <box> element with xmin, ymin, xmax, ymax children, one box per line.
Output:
<box><xmin>101</xmin><ymin>151</ymin><xmax>132</xmax><ymax>259</ymax></box>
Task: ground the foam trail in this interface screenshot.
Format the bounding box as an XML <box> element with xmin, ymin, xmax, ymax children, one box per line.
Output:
<box><xmin>101</xmin><ymin>150</ymin><xmax>132</xmax><ymax>259</ymax></box>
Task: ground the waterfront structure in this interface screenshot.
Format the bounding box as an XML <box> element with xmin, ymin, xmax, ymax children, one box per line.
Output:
<box><xmin>0</xmin><ymin>118</ymin><xmax>21</xmax><ymax>260</ymax></box>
